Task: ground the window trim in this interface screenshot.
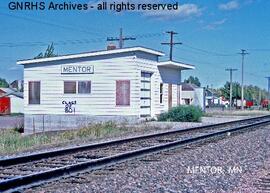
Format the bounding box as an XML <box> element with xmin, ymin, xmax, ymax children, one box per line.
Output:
<box><xmin>78</xmin><ymin>80</ymin><xmax>92</xmax><ymax>95</ymax></box>
<box><xmin>63</xmin><ymin>81</ymin><xmax>77</xmax><ymax>94</ymax></box>
<box><xmin>116</xmin><ymin>80</ymin><xmax>131</xmax><ymax>107</ymax></box>
<box><xmin>28</xmin><ymin>81</ymin><xmax>41</xmax><ymax>105</ymax></box>
<box><xmin>160</xmin><ymin>83</ymin><xmax>163</xmax><ymax>104</ymax></box>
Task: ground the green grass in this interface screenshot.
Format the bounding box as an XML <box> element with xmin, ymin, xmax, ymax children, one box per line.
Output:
<box><xmin>204</xmin><ymin>109</ymin><xmax>270</xmax><ymax>117</ymax></box>
<box><xmin>10</xmin><ymin>113</ymin><xmax>24</xmax><ymax>116</ymax></box>
<box><xmin>0</xmin><ymin>122</ymin><xmax>129</xmax><ymax>155</ymax></box>
<box><xmin>0</xmin><ymin>130</ymin><xmax>51</xmax><ymax>154</ymax></box>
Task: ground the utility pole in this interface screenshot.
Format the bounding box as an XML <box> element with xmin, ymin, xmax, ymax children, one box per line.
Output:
<box><xmin>226</xmin><ymin>68</ymin><xmax>238</xmax><ymax>110</ymax></box>
<box><xmin>238</xmin><ymin>49</ymin><xmax>249</xmax><ymax>110</ymax></box>
<box><xmin>161</xmin><ymin>31</ymin><xmax>182</xmax><ymax>61</ymax></box>
<box><xmin>265</xmin><ymin>77</ymin><xmax>270</xmax><ymax>101</ymax></box>
<box><xmin>259</xmin><ymin>89</ymin><xmax>261</xmax><ymax>106</ymax></box>
<box><xmin>107</xmin><ymin>28</ymin><xmax>136</xmax><ymax>49</ymax></box>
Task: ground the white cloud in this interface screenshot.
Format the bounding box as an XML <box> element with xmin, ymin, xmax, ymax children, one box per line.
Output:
<box><xmin>204</xmin><ymin>19</ymin><xmax>227</xmax><ymax>30</ymax></box>
<box><xmin>144</xmin><ymin>4</ymin><xmax>202</xmax><ymax>20</ymax></box>
<box><xmin>219</xmin><ymin>1</ymin><xmax>239</xmax><ymax>11</ymax></box>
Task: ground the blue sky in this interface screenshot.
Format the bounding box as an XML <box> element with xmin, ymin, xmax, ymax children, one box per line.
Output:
<box><xmin>0</xmin><ymin>0</ymin><xmax>270</xmax><ymax>89</ymax></box>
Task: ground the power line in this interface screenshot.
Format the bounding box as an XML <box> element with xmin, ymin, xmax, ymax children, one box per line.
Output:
<box><xmin>0</xmin><ymin>12</ymin><xmax>105</xmax><ymax>36</ymax></box>
<box><xmin>161</xmin><ymin>31</ymin><xmax>182</xmax><ymax>61</ymax></box>
<box><xmin>175</xmin><ymin>46</ymin><xmax>238</xmax><ymax>60</ymax></box>
<box><xmin>247</xmin><ymin>48</ymin><xmax>270</xmax><ymax>52</ymax></box>
<box><xmin>0</xmin><ymin>38</ymin><xmax>105</xmax><ymax>48</ymax></box>
<box><xmin>0</xmin><ymin>32</ymin><xmax>162</xmax><ymax>48</ymax></box>
<box><xmin>238</xmin><ymin>49</ymin><xmax>249</xmax><ymax>110</ymax></box>
<box><xmin>172</xmin><ymin>52</ymin><xmax>265</xmax><ymax>80</ymax></box>
<box><xmin>265</xmin><ymin>77</ymin><xmax>270</xmax><ymax>100</ymax></box>
<box><xmin>182</xmin><ymin>43</ymin><xmax>236</xmax><ymax>57</ymax></box>
<box><xmin>107</xmin><ymin>28</ymin><xmax>136</xmax><ymax>49</ymax></box>
<box><xmin>134</xmin><ymin>33</ymin><xmax>164</xmax><ymax>39</ymax></box>
<box><xmin>162</xmin><ymin>55</ymin><xmax>218</xmax><ymax>67</ymax></box>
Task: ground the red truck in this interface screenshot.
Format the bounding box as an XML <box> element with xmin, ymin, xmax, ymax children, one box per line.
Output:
<box><xmin>261</xmin><ymin>99</ymin><xmax>269</xmax><ymax>108</ymax></box>
<box><xmin>246</xmin><ymin>101</ymin><xmax>254</xmax><ymax>108</ymax></box>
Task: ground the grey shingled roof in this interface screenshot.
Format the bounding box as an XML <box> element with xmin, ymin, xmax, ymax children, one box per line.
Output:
<box><xmin>0</xmin><ymin>88</ymin><xmax>23</xmax><ymax>98</ymax></box>
<box><xmin>180</xmin><ymin>83</ymin><xmax>199</xmax><ymax>91</ymax></box>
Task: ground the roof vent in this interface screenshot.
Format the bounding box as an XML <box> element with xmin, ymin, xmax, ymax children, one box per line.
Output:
<box><xmin>107</xmin><ymin>43</ymin><xmax>117</xmax><ymax>50</ymax></box>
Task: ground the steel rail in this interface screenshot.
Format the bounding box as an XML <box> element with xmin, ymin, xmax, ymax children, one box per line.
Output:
<box><xmin>0</xmin><ymin>115</ymin><xmax>269</xmax><ymax>167</ymax></box>
<box><xmin>0</xmin><ymin>117</ymin><xmax>270</xmax><ymax>192</ymax></box>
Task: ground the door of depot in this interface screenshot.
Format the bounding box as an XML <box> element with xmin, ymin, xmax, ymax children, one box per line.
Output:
<box><xmin>140</xmin><ymin>72</ymin><xmax>151</xmax><ymax>117</ymax></box>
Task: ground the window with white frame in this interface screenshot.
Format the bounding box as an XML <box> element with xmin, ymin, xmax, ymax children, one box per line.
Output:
<box><xmin>64</xmin><ymin>81</ymin><xmax>76</xmax><ymax>94</ymax></box>
<box><xmin>78</xmin><ymin>81</ymin><xmax>91</xmax><ymax>94</ymax></box>
<box><xmin>64</xmin><ymin>81</ymin><xmax>91</xmax><ymax>94</ymax></box>
<box><xmin>29</xmin><ymin>81</ymin><xmax>40</xmax><ymax>104</ymax></box>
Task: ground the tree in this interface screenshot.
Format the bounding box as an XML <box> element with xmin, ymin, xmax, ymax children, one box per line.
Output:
<box><xmin>184</xmin><ymin>76</ymin><xmax>201</xmax><ymax>87</ymax></box>
<box><xmin>219</xmin><ymin>81</ymin><xmax>268</xmax><ymax>105</ymax></box>
<box><xmin>220</xmin><ymin>81</ymin><xmax>241</xmax><ymax>100</ymax></box>
<box><xmin>34</xmin><ymin>43</ymin><xmax>57</xmax><ymax>59</ymax></box>
<box><xmin>0</xmin><ymin>78</ymin><xmax>9</xmax><ymax>88</ymax></box>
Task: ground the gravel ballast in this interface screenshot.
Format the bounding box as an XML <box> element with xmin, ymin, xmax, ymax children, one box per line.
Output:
<box><xmin>30</xmin><ymin>125</ymin><xmax>270</xmax><ymax>193</ymax></box>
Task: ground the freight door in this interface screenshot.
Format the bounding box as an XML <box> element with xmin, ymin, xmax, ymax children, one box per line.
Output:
<box><xmin>0</xmin><ymin>97</ymin><xmax>10</xmax><ymax>115</ymax></box>
<box><xmin>140</xmin><ymin>72</ymin><xmax>151</xmax><ymax>117</ymax></box>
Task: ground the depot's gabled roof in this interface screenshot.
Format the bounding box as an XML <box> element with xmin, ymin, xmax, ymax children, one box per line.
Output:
<box><xmin>17</xmin><ymin>46</ymin><xmax>165</xmax><ymax>65</ymax></box>
<box><xmin>158</xmin><ymin>60</ymin><xmax>195</xmax><ymax>70</ymax></box>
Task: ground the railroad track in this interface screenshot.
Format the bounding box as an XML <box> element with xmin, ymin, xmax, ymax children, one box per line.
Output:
<box><xmin>0</xmin><ymin>115</ymin><xmax>270</xmax><ymax>192</ymax></box>
<box><xmin>255</xmin><ymin>173</ymin><xmax>270</xmax><ymax>192</ymax></box>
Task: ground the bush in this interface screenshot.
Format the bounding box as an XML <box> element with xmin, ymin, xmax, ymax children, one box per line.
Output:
<box><xmin>158</xmin><ymin>105</ymin><xmax>203</xmax><ymax>122</ymax></box>
<box><xmin>13</xmin><ymin>123</ymin><xmax>24</xmax><ymax>133</ymax></box>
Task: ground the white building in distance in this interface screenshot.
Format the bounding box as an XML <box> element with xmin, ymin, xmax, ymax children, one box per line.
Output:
<box><xmin>0</xmin><ymin>88</ymin><xmax>24</xmax><ymax>114</ymax></box>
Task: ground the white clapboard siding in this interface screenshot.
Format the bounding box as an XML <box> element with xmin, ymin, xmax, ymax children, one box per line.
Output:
<box><xmin>136</xmin><ymin>58</ymin><xmax>181</xmax><ymax>117</ymax></box>
<box><xmin>172</xmin><ymin>84</ymin><xmax>178</xmax><ymax>107</ymax></box>
<box><xmin>24</xmin><ymin>51</ymin><xmax>183</xmax><ymax>118</ymax></box>
<box><xmin>24</xmin><ymin>56</ymin><xmax>141</xmax><ymax>116</ymax></box>
<box><xmin>10</xmin><ymin>95</ymin><xmax>24</xmax><ymax>113</ymax></box>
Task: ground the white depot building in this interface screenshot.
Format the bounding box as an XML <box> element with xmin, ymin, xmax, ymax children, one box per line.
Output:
<box><xmin>18</xmin><ymin>46</ymin><xmax>195</xmax><ymax>134</ymax></box>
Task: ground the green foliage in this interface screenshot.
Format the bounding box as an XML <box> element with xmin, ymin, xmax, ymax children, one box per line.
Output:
<box><xmin>219</xmin><ymin>81</ymin><xmax>268</xmax><ymax>105</ymax></box>
<box><xmin>0</xmin><ymin>130</ymin><xmax>51</xmax><ymax>153</ymax></box>
<box><xmin>34</xmin><ymin>43</ymin><xmax>57</xmax><ymax>59</ymax></box>
<box><xmin>13</xmin><ymin>123</ymin><xmax>24</xmax><ymax>133</ymax></box>
<box><xmin>244</xmin><ymin>85</ymin><xmax>267</xmax><ymax>103</ymax></box>
<box><xmin>76</xmin><ymin>122</ymin><xmax>117</xmax><ymax>138</ymax></box>
<box><xmin>220</xmin><ymin>81</ymin><xmax>241</xmax><ymax>100</ymax></box>
<box><xmin>184</xmin><ymin>76</ymin><xmax>201</xmax><ymax>87</ymax></box>
<box><xmin>0</xmin><ymin>78</ymin><xmax>9</xmax><ymax>88</ymax></box>
<box><xmin>158</xmin><ymin>105</ymin><xmax>203</xmax><ymax>122</ymax></box>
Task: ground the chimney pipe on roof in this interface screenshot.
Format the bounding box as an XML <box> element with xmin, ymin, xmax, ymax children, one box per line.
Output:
<box><xmin>107</xmin><ymin>43</ymin><xmax>117</xmax><ymax>50</ymax></box>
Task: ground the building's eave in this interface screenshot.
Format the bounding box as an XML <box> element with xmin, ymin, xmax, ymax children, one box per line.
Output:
<box><xmin>158</xmin><ymin>60</ymin><xmax>195</xmax><ymax>70</ymax></box>
<box><xmin>17</xmin><ymin>47</ymin><xmax>165</xmax><ymax>65</ymax></box>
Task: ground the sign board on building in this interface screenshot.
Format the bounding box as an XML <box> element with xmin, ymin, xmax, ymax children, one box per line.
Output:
<box><xmin>61</xmin><ymin>65</ymin><xmax>94</xmax><ymax>74</ymax></box>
